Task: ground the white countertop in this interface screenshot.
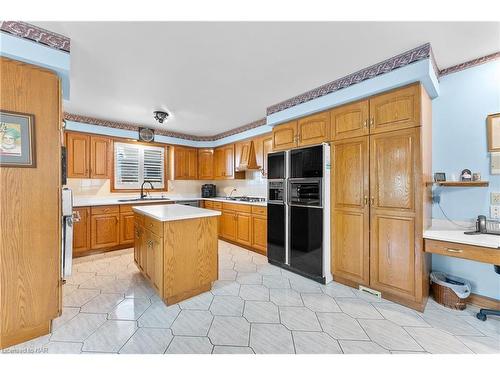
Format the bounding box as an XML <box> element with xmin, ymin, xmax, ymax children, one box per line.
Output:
<box><xmin>73</xmin><ymin>195</ymin><xmax>267</xmax><ymax>207</ymax></box>
<box><xmin>133</xmin><ymin>203</ymin><xmax>221</xmax><ymax>222</ymax></box>
<box><xmin>423</xmin><ymin>229</ymin><xmax>500</xmax><ymax>249</ymax></box>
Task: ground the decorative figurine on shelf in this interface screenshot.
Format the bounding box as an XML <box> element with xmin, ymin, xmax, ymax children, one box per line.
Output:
<box><xmin>472</xmin><ymin>173</ymin><xmax>481</xmax><ymax>181</ymax></box>
<box><xmin>460</xmin><ymin>169</ymin><xmax>472</xmax><ymax>181</ymax></box>
<box><xmin>434</xmin><ymin>172</ymin><xmax>446</xmax><ymax>182</ymax></box>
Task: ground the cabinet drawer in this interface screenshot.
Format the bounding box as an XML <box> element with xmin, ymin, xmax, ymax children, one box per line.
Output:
<box><xmin>424</xmin><ymin>239</ymin><xmax>500</xmax><ymax>265</ymax></box>
<box><xmin>223</xmin><ymin>202</ymin><xmax>251</xmax><ymax>213</ymax></box>
<box><xmin>144</xmin><ymin>216</ymin><xmax>163</xmax><ymax>237</ymax></box>
<box><xmin>204</xmin><ymin>201</ymin><xmax>214</xmax><ymax>209</ymax></box>
<box><xmin>120</xmin><ymin>204</ymin><xmax>134</xmax><ymax>213</ymax></box>
<box><xmin>251</xmin><ymin>205</ymin><xmax>267</xmax><ymax>216</ymax></box>
<box><xmin>212</xmin><ymin>202</ymin><xmax>222</xmax><ymax>210</ymax></box>
<box><xmin>134</xmin><ymin>213</ymin><xmax>145</xmax><ymax>227</ymax></box>
<box><xmin>91</xmin><ymin>205</ymin><xmax>119</xmax><ymax>215</ymax></box>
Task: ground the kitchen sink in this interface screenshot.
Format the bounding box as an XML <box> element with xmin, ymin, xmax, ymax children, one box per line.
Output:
<box><xmin>118</xmin><ymin>197</ymin><xmax>171</xmax><ymax>202</ymax></box>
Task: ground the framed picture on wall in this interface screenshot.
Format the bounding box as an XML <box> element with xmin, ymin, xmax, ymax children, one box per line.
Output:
<box><xmin>487</xmin><ymin>113</ymin><xmax>500</xmax><ymax>152</ymax></box>
<box><xmin>0</xmin><ymin>110</ymin><xmax>36</xmax><ymax>167</ymax></box>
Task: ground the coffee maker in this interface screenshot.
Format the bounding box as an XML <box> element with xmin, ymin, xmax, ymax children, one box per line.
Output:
<box><xmin>201</xmin><ymin>184</ymin><xmax>216</xmax><ymax>198</ymax></box>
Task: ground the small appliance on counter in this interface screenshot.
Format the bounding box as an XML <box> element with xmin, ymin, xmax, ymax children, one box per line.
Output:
<box><xmin>201</xmin><ymin>184</ymin><xmax>216</xmax><ymax>198</ymax></box>
<box><xmin>465</xmin><ymin>215</ymin><xmax>500</xmax><ymax>236</ymax></box>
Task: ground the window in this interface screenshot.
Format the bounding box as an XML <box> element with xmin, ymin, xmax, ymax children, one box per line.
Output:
<box><xmin>114</xmin><ymin>142</ymin><xmax>166</xmax><ymax>190</ymax></box>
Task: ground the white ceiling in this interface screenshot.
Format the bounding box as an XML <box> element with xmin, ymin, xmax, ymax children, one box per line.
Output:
<box><xmin>33</xmin><ymin>22</ymin><xmax>499</xmax><ymax>136</ymax></box>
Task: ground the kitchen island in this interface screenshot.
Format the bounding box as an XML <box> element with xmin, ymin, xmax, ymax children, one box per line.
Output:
<box><xmin>132</xmin><ymin>204</ymin><xmax>221</xmax><ymax>305</ymax></box>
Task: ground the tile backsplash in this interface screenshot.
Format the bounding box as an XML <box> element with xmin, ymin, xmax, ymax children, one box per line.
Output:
<box><xmin>67</xmin><ymin>170</ymin><xmax>267</xmax><ymax>198</ymax></box>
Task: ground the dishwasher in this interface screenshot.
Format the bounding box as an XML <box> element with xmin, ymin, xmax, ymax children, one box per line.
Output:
<box><xmin>175</xmin><ymin>200</ymin><xmax>200</xmax><ymax>207</ymax></box>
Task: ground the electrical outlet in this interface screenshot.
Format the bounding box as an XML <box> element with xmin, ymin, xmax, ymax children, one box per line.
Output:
<box><xmin>490</xmin><ymin>205</ymin><xmax>500</xmax><ymax>219</ymax></box>
<box><xmin>491</xmin><ymin>192</ymin><xmax>500</xmax><ymax>205</ymax></box>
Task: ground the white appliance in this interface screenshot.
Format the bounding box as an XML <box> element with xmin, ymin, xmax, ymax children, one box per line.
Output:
<box><xmin>61</xmin><ymin>187</ymin><xmax>74</xmax><ymax>278</ymax></box>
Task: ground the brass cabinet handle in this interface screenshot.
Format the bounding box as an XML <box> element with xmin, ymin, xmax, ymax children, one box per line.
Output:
<box><xmin>370</xmin><ymin>197</ymin><xmax>375</xmax><ymax>206</ymax></box>
<box><xmin>370</xmin><ymin>118</ymin><xmax>374</xmax><ymax>127</ymax></box>
<box><xmin>363</xmin><ymin>119</ymin><xmax>368</xmax><ymax>128</ymax></box>
<box><xmin>446</xmin><ymin>248</ymin><xmax>463</xmax><ymax>253</ymax></box>
<box><xmin>363</xmin><ymin>196</ymin><xmax>369</xmax><ymax>206</ymax></box>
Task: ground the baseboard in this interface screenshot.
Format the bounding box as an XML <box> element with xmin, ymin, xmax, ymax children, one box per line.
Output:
<box><xmin>467</xmin><ymin>293</ymin><xmax>500</xmax><ymax>310</ymax></box>
<box><xmin>73</xmin><ymin>243</ymin><xmax>132</xmax><ymax>258</ymax></box>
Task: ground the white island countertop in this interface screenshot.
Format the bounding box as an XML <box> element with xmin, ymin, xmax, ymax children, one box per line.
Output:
<box><xmin>73</xmin><ymin>196</ymin><xmax>267</xmax><ymax>207</ymax></box>
<box><xmin>423</xmin><ymin>229</ymin><xmax>500</xmax><ymax>249</ymax></box>
<box><xmin>133</xmin><ymin>203</ymin><xmax>221</xmax><ymax>222</ymax></box>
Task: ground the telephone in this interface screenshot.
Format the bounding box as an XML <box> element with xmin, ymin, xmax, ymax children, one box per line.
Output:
<box><xmin>465</xmin><ymin>215</ymin><xmax>500</xmax><ymax>236</ymax></box>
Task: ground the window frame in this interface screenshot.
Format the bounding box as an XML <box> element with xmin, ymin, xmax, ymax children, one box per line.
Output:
<box><xmin>111</xmin><ymin>139</ymin><xmax>168</xmax><ymax>192</ymax></box>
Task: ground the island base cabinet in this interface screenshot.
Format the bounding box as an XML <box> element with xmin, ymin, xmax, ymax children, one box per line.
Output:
<box><xmin>134</xmin><ymin>213</ymin><xmax>218</xmax><ymax>306</ymax></box>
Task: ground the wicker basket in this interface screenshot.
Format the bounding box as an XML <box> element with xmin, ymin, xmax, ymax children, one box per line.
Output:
<box><xmin>431</xmin><ymin>281</ymin><xmax>467</xmax><ymax>310</ymax></box>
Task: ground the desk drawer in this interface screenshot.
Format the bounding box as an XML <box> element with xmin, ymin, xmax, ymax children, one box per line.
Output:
<box><xmin>424</xmin><ymin>239</ymin><xmax>500</xmax><ymax>265</ymax></box>
<box><xmin>91</xmin><ymin>205</ymin><xmax>119</xmax><ymax>215</ymax></box>
<box><xmin>144</xmin><ymin>216</ymin><xmax>163</xmax><ymax>237</ymax></box>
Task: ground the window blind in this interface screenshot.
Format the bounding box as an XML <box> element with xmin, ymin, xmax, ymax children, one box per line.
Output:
<box><xmin>114</xmin><ymin>142</ymin><xmax>165</xmax><ymax>190</ymax></box>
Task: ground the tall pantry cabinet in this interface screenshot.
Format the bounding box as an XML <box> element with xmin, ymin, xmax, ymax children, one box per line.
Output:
<box><xmin>331</xmin><ymin>83</ymin><xmax>432</xmax><ymax>311</ymax></box>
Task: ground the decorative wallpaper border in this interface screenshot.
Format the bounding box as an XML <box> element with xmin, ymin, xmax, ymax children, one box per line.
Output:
<box><xmin>63</xmin><ymin>112</ymin><xmax>267</xmax><ymax>142</ymax></box>
<box><xmin>438</xmin><ymin>51</ymin><xmax>500</xmax><ymax>77</ymax></box>
<box><xmin>0</xmin><ymin>21</ymin><xmax>70</xmax><ymax>53</ymax></box>
<box><xmin>266</xmin><ymin>43</ymin><xmax>432</xmax><ymax>115</ymax></box>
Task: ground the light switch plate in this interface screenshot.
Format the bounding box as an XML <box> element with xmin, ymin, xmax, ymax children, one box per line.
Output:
<box><xmin>491</xmin><ymin>192</ymin><xmax>500</xmax><ymax>205</ymax></box>
<box><xmin>491</xmin><ymin>152</ymin><xmax>500</xmax><ymax>175</ymax></box>
<box><xmin>490</xmin><ymin>205</ymin><xmax>500</xmax><ymax>219</ymax></box>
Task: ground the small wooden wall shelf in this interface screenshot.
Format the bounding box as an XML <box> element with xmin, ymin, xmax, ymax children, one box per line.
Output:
<box><xmin>435</xmin><ymin>181</ymin><xmax>489</xmax><ymax>187</ymax></box>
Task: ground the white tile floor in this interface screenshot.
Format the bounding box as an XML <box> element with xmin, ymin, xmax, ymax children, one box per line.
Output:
<box><xmin>2</xmin><ymin>240</ymin><xmax>499</xmax><ymax>354</ymax></box>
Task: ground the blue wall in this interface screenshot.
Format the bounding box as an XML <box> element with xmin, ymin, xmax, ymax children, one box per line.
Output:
<box><xmin>431</xmin><ymin>60</ymin><xmax>500</xmax><ymax>299</ymax></box>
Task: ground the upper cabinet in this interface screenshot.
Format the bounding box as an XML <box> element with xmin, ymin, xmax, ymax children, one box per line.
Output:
<box><xmin>297</xmin><ymin>111</ymin><xmax>330</xmax><ymax>146</ymax></box>
<box><xmin>254</xmin><ymin>134</ymin><xmax>273</xmax><ymax>177</ymax></box>
<box><xmin>66</xmin><ymin>132</ymin><xmax>111</xmax><ymax>179</ymax></box>
<box><xmin>214</xmin><ymin>144</ymin><xmax>245</xmax><ymax>180</ymax></box>
<box><xmin>331</xmin><ymin>100</ymin><xmax>369</xmax><ymax>140</ymax></box>
<box><xmin>198</xmin><ymin>148</ymin><xmax>214</xmax><ymax>180</ymax></box>
<box><xmin>171</xmin><ymin>146</ymin><xmax>198</xmax><ymax>180</ymax></box>
<box><xmin>272</xmin><ymin>121</ymin><xmax>298</xmax><ymax>151</ymax></box>
<box><xmin>272</xmin><ymin>112</ymin><xmax>330</xmax><ymax>151</ymax></box>
<box><xmin>235</xmin><ymin>140</ymin><xmax>261</xmax><ymax>171</ymax></box>
<box><xmin>369</xmin><ymin>84</ymin><xmax>421</xmax><ymax>134</ymax></box>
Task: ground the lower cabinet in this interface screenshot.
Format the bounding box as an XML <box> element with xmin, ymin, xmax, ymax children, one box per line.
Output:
<box><xmin>221</xmin><ymin>210</ymin><xmax>237</xmax><ymax>241</ymax></box>
<box><xmin>120</xmin><ymin>212</ymin><xmax>135</xmax><ymax>245</ymax></box>
<box><xmin>251</xmin><ymin>214</ymin><xmax>267</xmax><ymax>253</ymax></box>
<box><xmin>73</xmin><ymin>207</ymin><xmax>91</xmax><ymax>256</ymax></box>
<box><xmin>91</xmin><ymin>212</ymin><xmax>120</xmax><ymax>249</ymax></box>
<box><xmin>235</xmin><ymin>212</ymin><xmax>252</xmax><ymax>247</ymax></box>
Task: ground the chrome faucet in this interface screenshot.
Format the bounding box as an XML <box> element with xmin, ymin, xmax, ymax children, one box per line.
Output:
<box><xmin>140</xmin><ymin>181</ymin><xmax>154</xmax><ymax>199</ymax></box>
<box><xmin>228</xmin><ymin>188</ymin><xmax>237</xmax><ymax>198</ymax></box>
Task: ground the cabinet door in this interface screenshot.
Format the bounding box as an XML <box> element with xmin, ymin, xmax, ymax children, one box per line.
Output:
<box><xmin>330</xmin><ymin>100</ymin><xmax>369</xmax><ymax>140</ymax></box>
<box><xmin>236</xmin><ymin>212</ymin><xmax>252</xmax><ymax>247</ymax></box>
<box><xmin>186</xmin><ymin>148</ymin><xmax>198</xmax><ymax>179</ymax></box>
<box><xmin>90</xmin><ymin>136</ymin><xmax>111</xmax><ymax>178</ymax></box>
<box><xmin>251</xmin><ymin>215</ymin><xmax>267</xmax><ymax>253</ymax></box>
<box><xmin>66</xmin><ymin>132</ymin><xmax>90</xmax><ymax>178</ymax></box>
<box><xmin>370</xmin><ymin>128</ymin><xmax>417</xmax><ymax>213</ymax></box>
<box><xmin>235</xmin><ymin>141</ymin><xmax>250</xmax><ymax>171</ymax></box>
<box><xmin>120</xmin><ymin>212</ymin><xmax>135</xmax><ymax>245</ymax></box>
<box><xmin>174</xmin><ymin>147</ymin><xmax>187</xmax><ymax>179</ymax></box>
<box><xmin>272</xmin><ymin>121</ymin><xmax>297</xmax><ymax>151</ymax></box>
<box><xmin>223</xmin><ymin>145</ymin><xmax>235</xmax><ymax>179</ymax></box>
<box><xmin>151</xmin><ymin>232</ymin><xmax>164</xmax><ymax>295</ymax></box>
<box><xmin>297</xmin><ymin>111</ymin><xmax>330</xmax><ymax>146</ymax></box>
<box><xmin>214</xmin><ymin>148</ymin><xmax>225</xmax><ymax>179</ymax></box>
<box><xmin>221</xmin><ymin>210</ymin><xmax>236</xmax><ymax>241</ymax></box>
<box><xmin>370</xmin><ymin>214</ymin><xmax>416</xmax><ymax>299</ymax></box>
<box><xmin>91</xmin><ymin>213</ymin><xmax>120</xmax><ymax>249</ymax></box>
<box><xmin>261</xmin><ymin>136</ymin><xmax>273</xmax><ymax>178</ymax></box>
<box><xmin>73</xmin><ymin>207</ymin><xmax>91</xmax><ymax>255</ymax></box>
<box><xmin>198</xmin><ymin>148</ymin><xmax>214</xmax><ymax>179</ymax></box>
<box><xmin>331</xmin><ymin>137</ymin><xmax>369</xmax><ymax>285</ymax></box>
<box><xmin>369</xmin><ymin>84</ymin><xmax>420</xmax><ymax>134</ymax></box>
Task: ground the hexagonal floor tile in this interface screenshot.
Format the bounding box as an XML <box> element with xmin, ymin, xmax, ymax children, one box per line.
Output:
<box><xmin>178</xmin><ymin>292</ymin><xmax>213</xmax><ymax>310</ymax></box>
<box><xmin>339</xmin><ymin>340</ymin><xmax>390</xmax><ymax>354</ymax></box>
<box><xmin>208</xmin><ymin>316</ymin><xmax>250</xmax><ymax>346</ymax></box>
<box><xmin>262</xmin><ymin>275</ymin><xmax>291</xmax><ymax>289</ymax></box>
<box><xmin>119</xmin><ymin>327</ymin><xmax>173</xmax><ymax>354</ymax></box>
<box><xmin>165</xmin><ymin>336</ymin><xmax>213</xmax><ymax>354</ymax></box>
<box><xmin>250</xmin><ymin>324</ymin><xmax>294</xmax><ymax>354</ymax></box>
<box><xmin>292</xmin><ymin>331</ymin><xmax>342</xmax><ymax>354</ymax></box>
<box><xmin>336</xmin><ymin>298</ymin><xmax>383</xmax><ymax>319</ymax></box>
<box><xmin>239</xmin><ymin>284</ymin><xmax>270</xmax><ymax>301</ymax></box>
<box><xmin>213</xmin><ymin>346</ymin><xmax>254</xmax><ymax>354</ymax></box>
<box><xmin>236</xmin><ymin>272</ymin><xmax>263</xmax><ymax>285</ymax></box>
<box><xmin>82</xmin><ymin>320</ymin><xmax>137</xmax><ymax>353</ymax></box>
<box><xmin>210</xmin><ymin>295</ymin><xmax>244</xmax><ymax>316</ymax></box>
<box><xmin>279</xmin><ymin>306</ymin><xmax>321</xmax><ymax>331</ymax></box>
<box><xmin>170</xmin><ymin>310</ymin><xmax>213</xmax><ymax>336</ymax></box>
<box><xmin>358</xmin><ymin>319</ymin><xmax>423</xmax><ymax>351</ymax></box>
<box><xmin>138</xmin><ymin>302</ymin><xmax>180</xmax><ymax>328</ymax></box>
<box><xmin>212</xmin><ymin>281</ymin><xmax>241</xmax><ymax>296</ymax></box>
<box><xmin>244</xmin><ymin>301</ymin><xmax>280</xmax><ymax>323</ymax></box>
<box><xmin>301</xmin><ymin>293</ymin><xmax>341</xmax><ymax>313</ymax></box>
<box><xmin>317</xmin><ymin>312</ymin><xmax>368</xmax><ymax>340</ymax></box>
<box><xmin>269</xmin><ymin>288</ymin><xmax>303</xmax><ymax>306</ymax></box>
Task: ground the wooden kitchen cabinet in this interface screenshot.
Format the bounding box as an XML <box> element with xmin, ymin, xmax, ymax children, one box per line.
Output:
<box><xmin>145</xmin><ymin>230</ymin><xmax>164</xmax><ymax>295</ymax></box>
<box><xmin>67</xmin><ymin>132</ymin><xmax>90</xmax><ymax>178</ymax></box>
<box><xmin>90</xmin><ymin>207</ymin><xmax>120</xmax><ymax>250</ymax></box>
<box><xmin>297</xmin><ymin>111</ymin><xmax>330</xmax><ymax>146</ymax></box>
<box><xmin>172</xmin><ymin>146</ymin><xmax>198</xmax><ymax>180</ymax></box>
<box><xmin>134</xmin><ymin>222</ymin><xmax>145</xmax><ymax>271</ymax></box>
<box><xmin>120</xmin><ymin>212</ymin><xmax>135</xmax><ymax>245</ymax></box>
<box><xmin>331</xmin><ymin>136</ymin><xmax>370</xmax><ymax>286</ymax></box>
<box><xmin>330</xmin><ymin>100</ymin><xmax>369</xmax><ymax>140</ymax></box>
<box><xmin>214</xmin><ymin>144</ymin><xmax>244</xmax><ymax>180</ymax></box>
<box><xmin>235</xmin><ymin>212</ymin><xmax>252</xmax><ymax>247</ymax></box>
<box><xmin>220</xmin><ymin>210</ymin><xmax>237</xmax><ymax>241</ymax></box>
<box><xmin>73</xmin><ymin>207</ymin><xmax>91</xmax><ymax>255</ymax></box>
<box><xmin>272</xmin><ymin>121</ymin><xmax>297</xmax><ymax>151</ymax></box>
<box><xmin>198</xmin><ymin>148</ymin><xmax>214</xmax><ymax>179</ymax></box>
<box><xmin>254</xmin><ymin>134</ymin><xmax>273</xmax><ymax>177</ymax></box>
<box><xmin>369</xmin><ymin>84</ymin><xmax>421</xmax><ymax>134</ymax></box>
<box><xmin>251</xmin><ymin>206</ymin><xmax>267</xmax><ymax>254</ymax></box>
<box><xmin>66</xmin><ymin>132</ymin><xmax>111</xmax><ymax>179</ymax></box>
<box><xmin>235</xmin><ymin>141</ymin><xmax>251</xmax><ymax>171</ymax></box>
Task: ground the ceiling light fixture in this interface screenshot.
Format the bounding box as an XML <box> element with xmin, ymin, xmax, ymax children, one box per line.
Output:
<box><xmin>153</xmin><ymin>110</ymin><xmax>169</xmax><ymax>124</ymax></box>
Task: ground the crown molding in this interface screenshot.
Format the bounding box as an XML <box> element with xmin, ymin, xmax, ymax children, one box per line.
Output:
<box><xmin>266</xmin><ymin>43</ymin><xmax>433</xmax><ymax>115</ymax></box>
<box><xmin>63</xmin><ymin>112</ymin><xmax>267</xmax><ymax>142</ymax></box>
<box><xmin>0</xmin><ymin>21</ymin><xmax>70</xmax><ymax>53</ymax></box>
<box><xmin>438</xmin><ymin>51</ymin><xmax>500</xmax><ymax>77</ymax></box>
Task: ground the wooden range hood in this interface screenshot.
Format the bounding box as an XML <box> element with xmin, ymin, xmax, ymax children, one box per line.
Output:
<box><xmin>235</xmin><ymin>139</ymin><xmax>262</xmax><ymax>171</ymax></box>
